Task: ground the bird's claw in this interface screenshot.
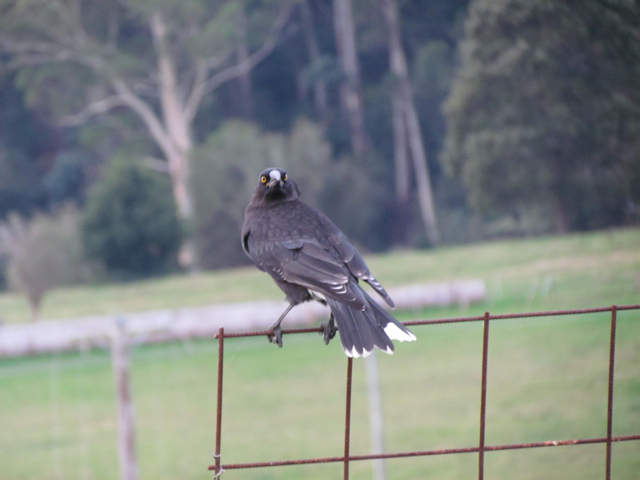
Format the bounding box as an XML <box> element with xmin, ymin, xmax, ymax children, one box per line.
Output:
<box><xmin>267</xmin><ymin>326</ymin><xmax>283</xmax><ymax>348</ymax></box>
<box><xmin>320</xmin><ymin>317</ymin><xmax>337</xmax><ymax>345</ymax></box>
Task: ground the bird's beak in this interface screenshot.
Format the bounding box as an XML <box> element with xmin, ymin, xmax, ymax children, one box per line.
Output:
<box><xmin>268</xmin><ymin>178</ymin><xmax>283</xmax><ymax>188</ymax></box>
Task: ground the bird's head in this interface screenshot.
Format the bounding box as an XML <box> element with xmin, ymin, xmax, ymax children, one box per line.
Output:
<box><xmin>254</xmin><ymin>168</ymin><xmax>299</xmax><ymax>202</ymax></box>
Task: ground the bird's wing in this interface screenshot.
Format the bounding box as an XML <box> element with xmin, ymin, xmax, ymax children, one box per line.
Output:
<box><xmin>242</xmin><ymin>227</ymin><xmax>266</xmax><ymax>272</ymax></box>
<box><xmin>328</xmin><ymin>232</ymin><xmax>395</xmax><ymax>308</ymax></box>
<box><xmin>255</xmin><ymin>238</ymin><xmax>368</xmax><ymax>310</ymax></box>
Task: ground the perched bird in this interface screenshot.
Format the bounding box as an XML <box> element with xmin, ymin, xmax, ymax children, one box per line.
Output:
<box><xmin>241</xmin><ymin>167</ymin><xmax>416</xmax><ymax>357</ymax></box>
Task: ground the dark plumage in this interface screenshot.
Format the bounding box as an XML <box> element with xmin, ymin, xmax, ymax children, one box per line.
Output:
<box><xmin>241</xmin><ymin>168</ymin><xmax>416</xmax><ymax>357</ymax></box>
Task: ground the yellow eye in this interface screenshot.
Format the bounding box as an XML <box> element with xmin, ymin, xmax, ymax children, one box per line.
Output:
<box><xmin>260</xmin><ymin>175</ymin><xmax>268</xmax><ymax>184</ymax></box>
<box><xmin>283</xmin><ymin>174</ymin><xmax>288</xmax><ymax>181</ymax></box>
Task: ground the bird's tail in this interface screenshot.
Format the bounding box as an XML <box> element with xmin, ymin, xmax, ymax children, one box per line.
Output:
<box><xmin>326</xmin><ymin>291</ymin><xmax>416</xmax><ymax>358</ymax></box>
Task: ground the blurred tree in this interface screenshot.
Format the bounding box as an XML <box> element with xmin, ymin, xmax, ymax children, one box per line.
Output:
<box><xmin>332</xmin><ymin>0</ymin><xmax>370</xmax><ymax>160</ymax></box>
<box><xmin>43</xmin><ymin>151</ymin><xmax>87</xmax><ymax>206</ymax></box>
<box><xmin>235</xmin><ymin>8</ymin><xmax>254</xmax><ymax>120</ymax></box>
<box><xmin>380</xmin><ymin>0</ymin><xmax>439</xmax><ymax>246</ymax></box>
<box><xmin>0</xmin><ymin>0</ymin><xmax>475</xmax><ymax>255</ymax></box>
<box><xmin>326</xmin><ymin>0</ymin><xmax>468</xmax><ymax>246</ymax></box>
<box><xmin>190</xmin><ymin>121</ymin><xmax>267</xmax><ymax>269</ymax></box>
<box><xmin>0</xmin><ymin>0</ymin><xmax>295</xmax><ymax>266</ymax></box>
<box><xmin>0</xmin><ymin>76</ymin><xmax>58</xmax><ymax>219</ymax></box>
<box><xmin>442</xmin><ymin>0</ymin><xmax>640</xmax><ymax>232</ymax></box>
<box><xmin>81</xmin><ymin>160</ymin><xmax>181</xmax><ymax>276</ymax></box>
<box><xmin>281</xmin><ymin>120</ymin><xmax>390</xmax><ymax>250</ymax></box>
<box><xmin>300</xmin><ymin>0</ymin><xmax>328</xmax><ymax>116</ymax></box>
<box><xmin>0</xmin><ymin>149</ymin><xmax>46</xmax><ymax>218</ymax></box>
<box><xmin>0</xmin><ymin>206</ymin><xmax>92</xmax><ymax>321</ymax></box>
<box><xmin>190</xmin><ymin>119</ymin><xmax>386</xmax><ymax>269</ymax></box>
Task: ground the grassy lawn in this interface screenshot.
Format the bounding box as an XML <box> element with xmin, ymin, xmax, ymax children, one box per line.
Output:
<box><xmin>0</xmin><ymin>229</ymin><xmax>639</xmax><ymax>479</ymax></box>
<box><xmin>0</xmin><ymin>228</ymin><xmax>638</xmax><ymax>323</ymax></box>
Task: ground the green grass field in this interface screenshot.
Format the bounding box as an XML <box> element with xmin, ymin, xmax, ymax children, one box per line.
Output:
<box><xmin>1</xmin><ymin>228</ymin><xmax>639</xmax><ymax>324</ymax></box>
<box><xmin>1</xmin><ymin>229</ymin><xmax>639</xmax><ymax>479</ymax></box>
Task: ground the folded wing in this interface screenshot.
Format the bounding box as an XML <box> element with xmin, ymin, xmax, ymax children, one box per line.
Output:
<box><xmin>257</xmin><ymin>238</ymin><xmax>368</xmax><ymax>310</ymax></box>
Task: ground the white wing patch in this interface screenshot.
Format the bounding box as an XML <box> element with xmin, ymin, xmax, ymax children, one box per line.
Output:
<box><xmin>308</xmin><ymin>290</ymin><xmax>327</xmax><ymax>302</ymax></box>
<box><xmin>329</xmin><ymin>283</ymin><xmax>348</xmax><ymax>294</ymax></box>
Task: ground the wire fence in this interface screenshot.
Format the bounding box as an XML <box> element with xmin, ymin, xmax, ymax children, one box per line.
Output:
<box><xmin>208</xmin><ymin>304</ymin><xmax>640</xmax><ymax>479</ymax></box>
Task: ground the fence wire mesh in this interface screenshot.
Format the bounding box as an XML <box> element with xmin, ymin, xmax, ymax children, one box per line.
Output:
<box><xmin>208</xmin><ymin>304</ymin><xmax>640</xmax><ymax>479</ymax></box>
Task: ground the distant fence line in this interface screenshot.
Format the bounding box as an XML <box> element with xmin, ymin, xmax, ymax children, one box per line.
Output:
<box><xmin>0</xmin><ymin>281</ymin><xmax>485</xmax><ymax>358</ymax></box>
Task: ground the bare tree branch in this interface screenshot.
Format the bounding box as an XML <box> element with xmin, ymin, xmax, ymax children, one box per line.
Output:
<box><xmin>181</xmin><ymin>47</ymin><xmax>233</xmax><ymax>121</ymax></box>
<box><xmin>59</xmin><ymin>94</ymin><xmax>127</xmax><ymax>126</ymax></box>
<box><xmin>0</xmin><ymin>38</ymin><xmax>74</xmax><ymax>55</ymax></box>
<box><xmin>0</xmin><ymin>37</ymin><xmax>106</xmax><ymax>72</ymax></box>
<box><xmin>0</xmin><ymin>0</ymin><xmax>299</xmax><ymax>261</ymax></box>
<box><xmin>1</xmin><ymin>52</ymin><xmax>72</xmax><ymax>71</ymax></box>
<box><xmin>202</xmin><ymin>48</ymin><xmax>235</xmax><ymax>71</ymax></box>
<box><xmin>149</xmin><ymin>10</ymin><xmax>192</xmax><ymax>160</ymax></box>
<box><xmin>183</xmin><ymin>3</ymin><xmax>295</xmax><ymax>122</ymax></box>
<box><xmin>141</xmin><ymin>156</ymin><xmax>171</xmax><ymax>174</ymax></box>
<box><xmin>110</xmin><ymin>78</ymin><xmax>173</xmax><ymax>159</ymax></box>
<box><xmin>183</xmin><ymin>61</ymin><xmax>209</xmax><ymax>123</ymax></box>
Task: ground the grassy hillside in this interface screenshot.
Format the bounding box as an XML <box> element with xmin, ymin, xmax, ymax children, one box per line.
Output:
<box><xmin>0</xmin><ymin>228</ymin><xmax>639</xmax><ymax>324</ymax></box>
<box><xmin>0</xmin><ymin>229</ymin><xmax>639</xmax><ymax>480</ymax></box>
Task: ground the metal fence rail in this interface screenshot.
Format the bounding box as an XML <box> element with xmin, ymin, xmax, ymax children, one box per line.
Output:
<box><xmin>208</xmin><ymin>304</ymin><xmax>640</xmax><ymax>479</ymax></box>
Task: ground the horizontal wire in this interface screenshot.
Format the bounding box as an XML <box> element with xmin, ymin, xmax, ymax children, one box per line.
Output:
<box><xmin>208</xmin><ymin>434</ymin><xmax>640</xmax><ymax>471</ymax></box>
<box><xmin>214</xmin><ymin>304</ymin><xmax>640</xmax><ymax>339</ymax></box>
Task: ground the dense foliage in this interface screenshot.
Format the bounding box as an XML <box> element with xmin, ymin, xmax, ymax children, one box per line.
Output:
<box><xmin>442</xmin><ymin>0</ymin><xmax>640</xmax><ymax>232</ymax></box>
<box><xmin>0</xmin><ymin>0</ymin><xmax>638</xmax><ymax>285</ymax></box>
<box><xmin>190</xmin><ymin>119</ymin><xmax>388</xmax><ymax>268</ymax></box>
<box><xmin>81</xmin><ymin>161</ymin><xmax>181</xmax><ymax>276</ymax></box>
<box><xmin>0</xmin><ymin>0</ymin><xmax>468</xmax><ymax>253</ymax></box>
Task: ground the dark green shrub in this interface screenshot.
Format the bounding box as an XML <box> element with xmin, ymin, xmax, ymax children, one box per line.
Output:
<box><xmin>81</xmin><ymin>160</ymin><xmax>181</xmax><ymax>276</ymax></box>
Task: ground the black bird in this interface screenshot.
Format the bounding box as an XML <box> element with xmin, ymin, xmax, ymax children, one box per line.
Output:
<box><xmin>241</xmin><ymin>167</ymin><xmax>416</xmax><ymax>357</ymax></box>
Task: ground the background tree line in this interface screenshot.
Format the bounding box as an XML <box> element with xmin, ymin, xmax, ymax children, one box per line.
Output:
<box><xmin>0</xmin><ymin>0</ymin><xmax>638</xmax><ymax>316</ymax></box>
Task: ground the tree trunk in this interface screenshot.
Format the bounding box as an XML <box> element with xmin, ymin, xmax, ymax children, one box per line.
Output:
<box><xmin>301</xmin><ymin>0</ymin><xmax>327</xmax><ymax>115</ymax></box>
<box><xmin>27</xmin><ymin>291</ymin><xmax>42</xmax><ymax>322</ymax></box>
<box><xmin>392</xmin><ymin>93</ymin><xmax>410</xmax><ymax>203</ymax></box>
<box><xmin>554</xmin><ymin>197</ymin><xmax>570</xmax><ymax>233</ymax></box>
<box><xmin>391</xmin><ymin>91</ymin><xmax>411</xmax><ymax>244</ymax></box>
<box><xmin>405</xmin><ymin>99</ymin><xmax>439</xmax><ymax>246</ymax></box>
<box><xmin>150</xmin><ymin>12</ymin><xmax>196</xmax><ymax>267</ymax></box>
<box><xmin>382</xmin><ymin>0</ymin><xmax>439</xmax><ymax>246</ymax></box>
<box><xmin>236</xmin><ymin>8</ymin><xmax>254</xmax><ymax>119</ymax></box>
<box><xmin>332</xmin><ymin>0</ymin><xmax>368</xmax><ymax>159</ymax></box>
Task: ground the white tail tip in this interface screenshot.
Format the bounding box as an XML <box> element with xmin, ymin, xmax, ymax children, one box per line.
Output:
<box><xmin>384</xmin><ymin>322</ymin><xmax>417</xmax><ymax>342</ymax></box>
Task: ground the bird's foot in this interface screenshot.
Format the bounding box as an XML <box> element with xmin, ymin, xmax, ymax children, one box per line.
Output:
<box><xmin>267</xmin><ymin>326</ymin><xmax>283</xmax><ymax>348</ymax></box>
<box><xmin>320</xmin><ymin>317</ymin><xmax>337</xmax><ymax>345</ymax></box>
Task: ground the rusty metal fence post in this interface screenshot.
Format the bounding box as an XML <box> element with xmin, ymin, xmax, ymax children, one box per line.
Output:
<box><xmin>605</xmin><ymin>305</ymin><xmax>617</xmax><ymax>480</ymax></box>
<box><xmin>344</xmin><ymin>357</ymin><xmax>354</xmax><ymax>480</ymax></box>
<box><xmin>214</xmin><ymin>327</ymin><xmax>225</xmax><ymax>478</ymax></box>
<box><xmin>478</xmin><ymin>311</ymin><xmax>491</xmax><ymax>480</ymax></box>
